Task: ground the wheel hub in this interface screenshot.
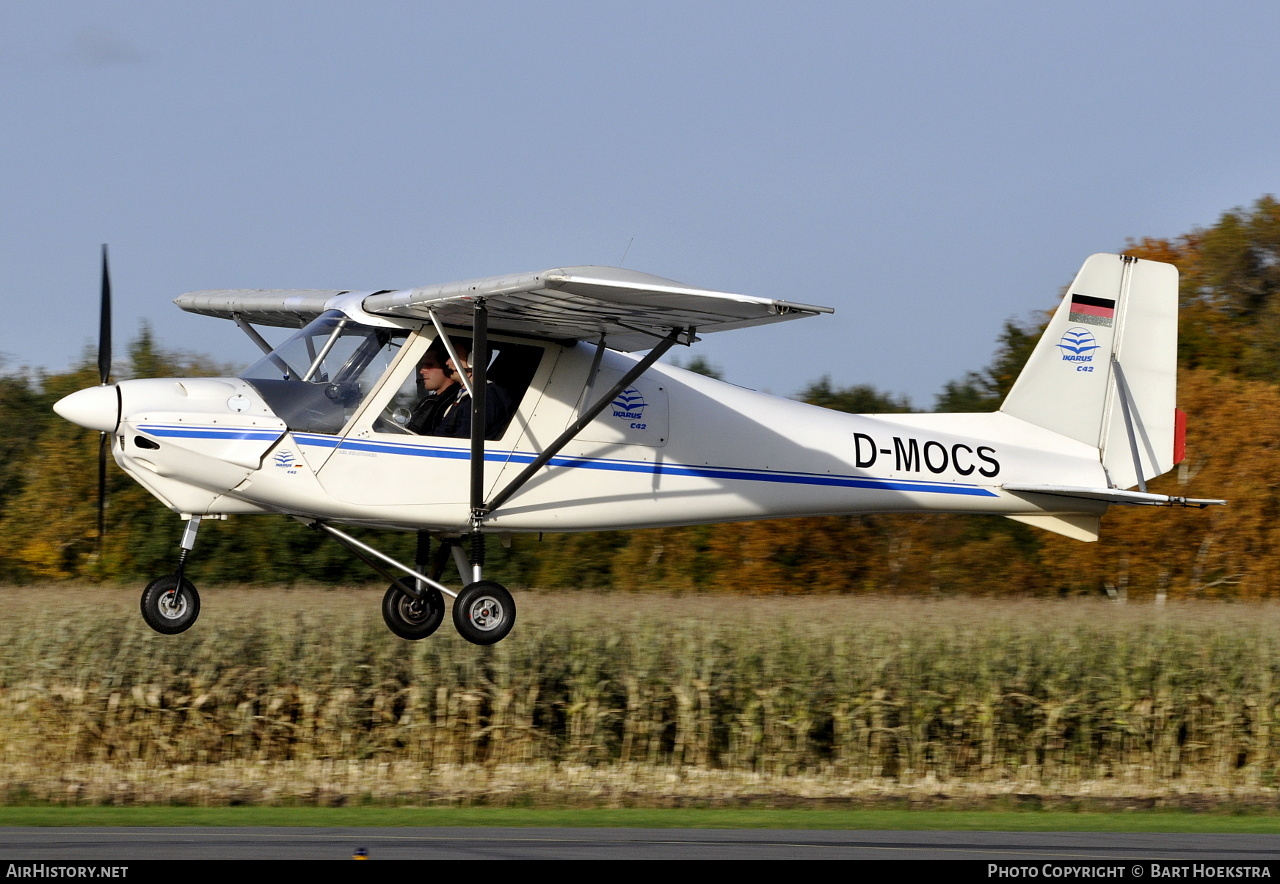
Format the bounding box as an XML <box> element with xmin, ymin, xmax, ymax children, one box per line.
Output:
<box><xmin>468</xmin><ymin>597</ymin><xmax>504</xmax><ymax>631</ymax></box>
<box><xmin>159</xmin><ymin>591</ymin><xmax>187</xmax><ymax>619</ymax></box>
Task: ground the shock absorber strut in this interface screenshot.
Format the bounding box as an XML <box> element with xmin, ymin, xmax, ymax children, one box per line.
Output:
<box><xmin>469</xmin><ymin>530</ymin><xmax>485</xmax><ymax>584</ymax></box>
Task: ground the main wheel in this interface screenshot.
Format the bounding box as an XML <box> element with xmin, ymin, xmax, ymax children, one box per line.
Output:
<box><xmin>382</xmin><ymin>582</ymin><xmax>445</xmax><ymax>640</ymax></box>
<box><xmin>452</xmin><ymin>581</ymin><xmax>516</xmax><ymax>645</ymax></box>
<box><xmin>140</xmin><ymin>574</ymin><xmax>201</xmax><ymax>635</ymax></box>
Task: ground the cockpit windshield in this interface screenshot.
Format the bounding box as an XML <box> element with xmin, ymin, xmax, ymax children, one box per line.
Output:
<box><xmin>241</xmin><ymin>310</ymin><xmax>409</xmax><ymax>434</ymax></box>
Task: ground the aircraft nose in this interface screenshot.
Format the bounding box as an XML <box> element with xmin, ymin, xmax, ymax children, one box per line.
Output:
<box><xmin>54</xmin><ymin>385</ymin><xmax>120</xmax><ymax>433</ymax></box>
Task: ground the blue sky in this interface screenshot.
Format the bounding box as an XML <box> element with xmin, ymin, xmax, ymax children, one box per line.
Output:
<box><xmin>3</xmin><ymin>1</ymin><xmax>1277</xmax><ymax>405</ymax></box>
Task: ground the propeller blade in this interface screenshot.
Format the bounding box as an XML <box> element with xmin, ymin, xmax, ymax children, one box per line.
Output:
<box><xmin>98</xmin><ymin>432</ymin><xmax>108</xmax><ymax>545</ymax></box>
<box><xmin>98</xmin><ymin>244</ymin><xmax>112</xmax><ymax>386</ymax></box>
<box><xmin>97</xmin><ymin>244</ymin><xmax>113</xmax><ymax>547</ymax></box>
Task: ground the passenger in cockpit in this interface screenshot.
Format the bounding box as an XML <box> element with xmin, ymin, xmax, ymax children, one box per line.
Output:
<box><xmin>408</xmin><ymin>339</ymin><xmax>512</xmax><ymax>440</ymax></box>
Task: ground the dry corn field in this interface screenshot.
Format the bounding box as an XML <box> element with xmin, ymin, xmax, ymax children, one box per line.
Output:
<box><xmin>3</xmin><ymin>587</ymin><xmax>1280</xmax><ymax>808</ymax></box>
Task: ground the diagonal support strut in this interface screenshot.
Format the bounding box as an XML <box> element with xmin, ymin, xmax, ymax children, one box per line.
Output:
<box><xmin>311</xmin><ymin>521</ymin><xmax>458</xmax><ymax>599</ymax></box>
<box><xmin>1110</xmin><ymin>357</ymin><xmax>1149</xmax><ymax>493</ymax></box>
<box><xmin>482</xmin><ymin>327</ymin><xmax>685</xmax><ymax>515</ymax></box>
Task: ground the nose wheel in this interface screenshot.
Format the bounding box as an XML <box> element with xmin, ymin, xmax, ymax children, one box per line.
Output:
<box><xmin>139</xmin><ymin>517</ymin><xmax>204</xmax><ymax>635</ymax></box>
<box><xmin>140</xmin><ymin>574</ymin><xmax>201</xmax><ymax>635</ymax></box>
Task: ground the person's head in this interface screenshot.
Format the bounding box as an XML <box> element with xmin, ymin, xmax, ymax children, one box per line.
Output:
<box><xmin>417</xmin><ymin>338</ymin><xmax>470</xmax><ymax>392</ymax></box>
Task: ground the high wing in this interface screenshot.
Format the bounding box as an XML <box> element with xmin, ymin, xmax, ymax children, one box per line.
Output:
<box><xmin>175</xmin><ymin>289</ymin><xmax>350</xmax><ymax>328</ymax></box>
<box><xmin>176</xmin><ymin>266</ymin><xmax>834</xmax><ymax>349</ymax></box>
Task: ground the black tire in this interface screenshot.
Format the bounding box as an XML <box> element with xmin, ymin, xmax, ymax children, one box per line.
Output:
<box><xmin>382</xmin><ymin>582</ymin><xmax>445</xmax><ymax>640</ymax></box>
<box><xmin>451</xmin><ymin>581</ymin><xmax>515</xmax><ymax>645</ymax></box>
<box><xmin>140</xmin><ymin>574</ymin><xmax>201</xmax><ymax>635</ymax></box>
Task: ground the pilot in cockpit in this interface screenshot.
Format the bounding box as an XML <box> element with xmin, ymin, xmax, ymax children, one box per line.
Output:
<box><xmin>407</xmin><ymin>338</ymin><xmax>512</xmax><ymax>440</ymax></box>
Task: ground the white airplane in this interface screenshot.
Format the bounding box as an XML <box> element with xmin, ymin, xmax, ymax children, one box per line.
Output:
<box><xmin>55</xmin><ymin>252</ymin><xmax>1223</xmax><ymax>643</ymax></box>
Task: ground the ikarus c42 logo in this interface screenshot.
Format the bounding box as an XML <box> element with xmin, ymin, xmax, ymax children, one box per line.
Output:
<box><xmin>612</xmin><ymin>387</ymin><xmax>648</xmax><ymax>427</ymax></box>
<box><xmin>1058</xmin><ymin>327</ymin><xmax>1100</xmax><ymax>371</ymax></box>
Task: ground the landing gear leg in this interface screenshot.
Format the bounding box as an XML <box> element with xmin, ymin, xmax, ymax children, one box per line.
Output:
<box><xmin>451</xmin><ymin>531</ymin><xmax>516</xmax><ymax>646</ymax></box>
<box><xmin>308</xmin><ymin>521</ymin><xmax>460</xmax><ymax>641</ymax></box>
<box><xmin>308</xmin><ymin>521</ymin><xmax>516</xmax><ymax>645</ymax></box>
<box><xmin>140</xmin><ymin>516</ymin><xmax>202</xmax><ymax>635</ymax></box>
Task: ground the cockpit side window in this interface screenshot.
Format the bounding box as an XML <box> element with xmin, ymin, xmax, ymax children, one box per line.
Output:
<box><xmin>486</xmin><ymin>343</ymin><xmax>542</xmax><ymax>435</ymax></box>
<box><xmin>375</xmin><ymin>336</ymin><xmax>544</xmax><ymax>440</ymax></box>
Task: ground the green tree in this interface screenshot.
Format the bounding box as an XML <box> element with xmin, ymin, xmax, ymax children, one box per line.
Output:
<box><xmin>0</xmin><ymin>367</ymin><xmax>51</xmax><ymax>522</ymax></box>
<box><xmin>1198</xmin><ymin>196</ymin><xmax>1280</xmax><ymax>321</ymax></box>
<box><xmin>935</xmin><ymin>318</ymin><xmax>1044</xmax><ymax>412</ymax></box>
<box><xmin>799</xmin><ymin>377</ymin><xmax>912</xmax><ymax>413</ymax></box>
<box><xmin>674</xmin><ymin>355</ymin><xmax>723</xmax><ymax>379</ymax></box>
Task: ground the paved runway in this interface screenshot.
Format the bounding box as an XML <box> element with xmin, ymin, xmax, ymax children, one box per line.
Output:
<box><xmin>2</xmin><ymin>828</ymin><xmax>1279</xmax><ymax>860</ymax></box>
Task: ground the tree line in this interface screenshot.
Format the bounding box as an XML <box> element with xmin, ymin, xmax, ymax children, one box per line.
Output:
<box><xmin>4</xmin><ymin>196</ymin><xmax>1279</xmax><ymax>597</ymax></box>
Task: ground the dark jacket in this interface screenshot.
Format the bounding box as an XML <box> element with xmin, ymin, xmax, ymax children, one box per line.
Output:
<box><xmin>406</xmin><ymin>384</ymin><xmax>463</xmax><ymax>435</ymax></box>
<box><xmin>433</xmin><ymin>382</ymin><xmax>513</xmax><ymax>440</ymax></box>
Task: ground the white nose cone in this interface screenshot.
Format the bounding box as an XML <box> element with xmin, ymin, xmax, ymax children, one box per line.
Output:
<box><xmin>54</xmin><ymin>385</ymin><xmax>120</xmax><ymax>433</ymax></box>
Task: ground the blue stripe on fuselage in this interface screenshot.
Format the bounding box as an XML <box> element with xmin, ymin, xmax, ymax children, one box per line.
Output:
<box><xmin>138</xmin><ymin>424</ymin><xmax>283</xmax><ymax>442</ymax></box>
<box><xmin>292</xmin><ymin>433</ymin><xmax>998</xmax><ymax>498</ymax></box>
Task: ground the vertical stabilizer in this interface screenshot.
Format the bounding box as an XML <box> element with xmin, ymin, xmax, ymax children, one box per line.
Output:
<box><xmin>1000</xmin><ymin>254</ymin><xmax>1178</xmax><ymax>490</ymax></box>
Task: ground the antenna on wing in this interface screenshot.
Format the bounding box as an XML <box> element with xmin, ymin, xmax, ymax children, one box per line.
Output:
<box><xmin>619</xmin><ymin>237</ymin><xmax>634</xmax><ymax>267</ymax></box>
<box><xmin>97</xmin><ymin>244</ymin><xmax>112</xmax><ymax>546</ymax></box>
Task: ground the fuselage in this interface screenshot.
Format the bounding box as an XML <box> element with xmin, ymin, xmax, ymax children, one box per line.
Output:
<box><xmin>60</xmin><ymin>322</ymin><xmax>1109</xmax><ymax>534</ymax></box>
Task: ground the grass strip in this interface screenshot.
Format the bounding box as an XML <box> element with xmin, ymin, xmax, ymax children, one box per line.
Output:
<box><xmin>2</xmin><ymin>807</ymin><xmax>1280</xmax><ymax>832</ymax></box>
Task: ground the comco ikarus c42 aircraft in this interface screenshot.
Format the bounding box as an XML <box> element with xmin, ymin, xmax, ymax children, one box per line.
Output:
<box><xmin>54</xmin><ymin>251</ymin><xmax>1224</xmax><ymax>644</ymax></box>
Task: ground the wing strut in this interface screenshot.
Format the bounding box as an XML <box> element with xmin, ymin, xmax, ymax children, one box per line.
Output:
<box><xmin>482</xmin><ymin>327</ymin><xmax>686</xmax><ymax>516</ymax></box>
<box><xmin>427</xmin><ymin>308</ymin><xmax>476</xmax><ymax>399</ymax></box>
<box><xmin>231</xmin><ymin>312</ymin><xmax>299</xmax><ymax>379</ymax></box>
<box><xmin>470</xmin><ymin>298</ymin><xmax>489</xmax><ymax>524</ymax></box>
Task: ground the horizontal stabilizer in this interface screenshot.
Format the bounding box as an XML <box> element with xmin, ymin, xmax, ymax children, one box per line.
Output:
<box><xmin>1004</xmin><ymin>512</ymin><xmax>1101</xmax><ymax>542</ymax></box>
<box><xmin>1004</xmin><ymin>484</ymin><xmax>1226</xmax><ymax>508</ymax></box>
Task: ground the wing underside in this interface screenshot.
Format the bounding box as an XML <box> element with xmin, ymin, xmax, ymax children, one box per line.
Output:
<box><xmin>176</xmin><ymin>266</ymin><xmax>833</xmax><ymax>349</ymax></box>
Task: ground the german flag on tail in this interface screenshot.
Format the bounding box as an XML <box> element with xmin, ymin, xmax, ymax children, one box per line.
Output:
<box><xmin>1068</xmin><ymin>293</ymin><xmax>1116</xmax><ymax>327</ymax></box>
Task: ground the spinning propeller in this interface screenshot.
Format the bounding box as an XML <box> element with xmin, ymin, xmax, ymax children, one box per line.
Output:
<box><xmin>95</xmin><ymin>245</ymin><xmax>112</xmax><ymax>545</ymax></box>
<box><xmin>52</xmin><ymin>248</ymin><xmax>124</xmax><ymax>548</ymax></box>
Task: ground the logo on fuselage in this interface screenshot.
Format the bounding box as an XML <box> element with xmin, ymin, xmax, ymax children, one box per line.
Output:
<box><xmin>273</xmin><ymin>450</ymin><xmax>298</xmax><ymax>469</ymax></box>
<box><xmin>611</xmin><ymin>388</ymin><xmax>647</xmax><ymax>421</ymax></box>
<box><xmin>1057</xmin><ymin>327</ymin><xmax>1100</xmax><ymax>363</ymax></box>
